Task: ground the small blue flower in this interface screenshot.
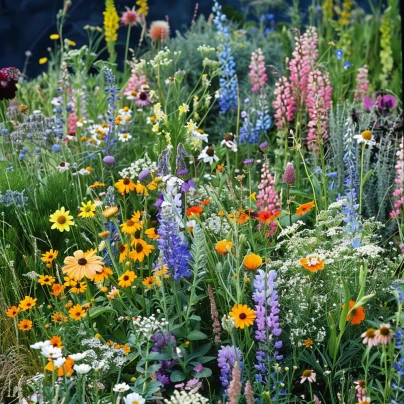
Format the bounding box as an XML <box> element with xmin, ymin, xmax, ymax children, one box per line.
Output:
<box><xmin>344</xmin><ymin>61</ymin><xmax>351</xmax><ymax>69</ymax></box>
<box><xmin>19</xmin><ymin>153</ymin><xmax>26</xmax><ymax>160</ymax></box>
<box><xmin>22</xmin><ymin>147</ymin><xmax>28</xmax><ymax>153</ymax></box>
<box><xmin>34</xmin><ymin>147</ymin><xmax>41</xmax><ymax>154</ymax></box>
<box><xmin>335</xmin><ymin>49</ymin><xmax>343</xmax><ymax>60</ymax></box>
<box><xmin>51</xmin><ymin>144</ymin><xmax>62</xmax><ymax>153</ymax></box>
<box><xmin>26</xmin><ymin>133</ymin><xmax>33</xmax><ymax>139</ymax></box>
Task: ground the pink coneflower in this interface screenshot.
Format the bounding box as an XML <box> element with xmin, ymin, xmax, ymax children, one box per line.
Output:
<box><xmin>121</xmin><ymin>9</ymin><xmax>138</xmax><ymax>26</ymax></box>
<box><xmin>375</xmin><ymin>323</ymin><xmax>393</xmax><ymax>345</ymax></box>
<box><xmin>149</xmin><ymin>20</ymin><xmax>170</xmax><ymax>42</ymax></box>
<box><xmin>354</xmin><ymin>380</ymin><xmax>367</xmax><ymax>396</ymax></box>
<box><xmin>300</xmin><ymin>369</ymin><xmax>316</xmax><ymax>383</ymax></box>
<box><xmin>135</xmin><ymin>90</ymin><xmax>151</xmax><ymax>107</ymax></box>
<box><xmin>361</xmin><ymin>328</ymin><xmax>378</xmax><ymax>347</ymax></box>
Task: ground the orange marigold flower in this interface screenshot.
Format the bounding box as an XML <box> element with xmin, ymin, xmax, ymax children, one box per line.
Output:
<box><xmin>5</xmin><ymin>306</ymin><xmax>20</xmax><ymax>318</ymax></box>
<box><xmin>343</xmin><ymin>300</ymin><xmax>366</xmax><ymax>325</ymax></box>
<box><xmin>217</xmin><ymin>164</ymin><xmax>225</xmax><ymax>173</ymax></box>
<box><xmin>304</xmin><ymin>338</ymin><xmax>313</xmax><ymax>347</ymax></box>
<box><xmin>186</xmin><ymin>206</ymin><xmax>203</xmax><ymax>218</ymax></box>
<box><xmin>296</xmin><ymin>201</ymin><xmax>315</xmax><ymax>216</ymax></box>
<box><xmin>215</xmin><ymin>240</ymin><xmax>233</xmax><ymax>255</ymax></box>
<box><xmin>18</xmin><ymin>319</ymin><xmax>33</xmax><ymax>331</ymax></box>
<box><xmin>243</xmin><ymin>253</ymin><xmax>263</xmax><ymax>271</ymax></box>
<box><xmin>299</xmin><ymin>254</ymin><xmax>325</xmax><ymax>272</ymax></box>
<box><xmin>50</xmin><ymin>283</ymin><xmax>65</xmax><ymax>297</ymax></box>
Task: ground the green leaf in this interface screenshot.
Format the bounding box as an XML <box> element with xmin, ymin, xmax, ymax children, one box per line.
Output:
<box><xmin>327</xmin><ymin>313</ymin><xmax>337</xmax><ymax>360</ymax></box>
<box><xmin>192</xmin><ymin>367</ymin><xmax>212</xmax><ymax>378</ymax></box>
<box><xmin>189</xmin><ymin>315</ymin><xmax>201</xmax><ymax>321</ymax></box>
<box><xmin>170</xmin><ymin>370</ymin><xmax>186</xmax><ymax>382</ymax></box>
<box><xmin>185</xmin><ymin>343</ymin><xmax>212</xmax><ymax>364</ymax></box>
<box><xmin>339</xmin><ymin>279</ymin><xmax>351</xmax><ymax>332</ymax></box>
<box><xmin>88</xmin><ymin>307</ymin><xmax>117</xmax><ymax>319</ymax></box>
<box><xmin>187</xmin><ymin>331</ymin><xmax>208</xmax><ymax>341</ymax></box>
<box><xmin>362</xmin><ymin>169</ymin><xmax>374</xmax><ymax>187</ymax></box>
<box><xmin>148</xmin><ymin>352</ymin><xmax>172</xmax><ymax>361</ymax></box>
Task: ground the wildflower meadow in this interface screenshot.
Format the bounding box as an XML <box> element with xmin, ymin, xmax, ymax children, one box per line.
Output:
<box><xmin>0</xmin><ymin>0</ymin><xmax>403</xmax><ymax>403</ymax></box>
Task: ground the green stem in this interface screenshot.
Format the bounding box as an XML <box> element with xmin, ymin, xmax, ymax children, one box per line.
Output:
<box><xmin>359</xmin><ymin>143</ymin><xmax>366</xmax><ymax>213</ymax></box>
<box><xmin>123</xmin><ymin>26</ymin><xmax>132</xmax><ymax>79</ymax></box>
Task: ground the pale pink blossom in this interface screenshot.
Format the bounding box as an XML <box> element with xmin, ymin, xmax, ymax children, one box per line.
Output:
<box><xmin>300</xmin><ymin>369</ymin><xmax>316</xmax><ymax>383</ymax></box>
<box><xmin>249</xmin><ymin>48</ymin><xmax>268</xmax><ymax>93</ymax></box>
<box><xmin>361</xmin><ymin>328</ymin><xmax>378</xmax><ymax>348</ymax></box>
<box><xmin>375</xmin><ymin>324</ymin><xmax>393</xmax><ymax>345</ymax></box>
<box><xmin>354</xmin><ymin>66</ymin><xmax>369</xmax><ymax>103</ymax></box>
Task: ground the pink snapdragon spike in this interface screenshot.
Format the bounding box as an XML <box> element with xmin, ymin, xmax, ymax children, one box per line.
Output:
<box><xmin>124</xmin><ymin>70</ymin><xmax>147</xmax><ymax>98</ymax></box>
<box><xmin>391</xmin><ymin>139</ymin><xmax>404</xmax><ymax>218</ymax></box>
<box><xmin>67</xmin><ymin>112</ymin><xmax>78</xmax><ymax>136</ymax></box>
<box><xmin>273</xmin><ymin>76</ymin><xmax>296</xmax><ymax>130</ymax></box>
<box><xmin>256</xmin><ymin>161</ymin><xmax>281</xmax><ymax>236</ymax></box>
<box><xmin>248</xmin><ymin>48</ymin><xmax>268</xmax><ymax>93</ymax></box>
<box><xmin>306</xmin><ymin>69</ymin><xmax>332</xmax><ymax>150</ymax></box>
<box><xmin>354</xmin><ymin>66</ymin><xmax>369</xmax><ymax>103</ymax></box>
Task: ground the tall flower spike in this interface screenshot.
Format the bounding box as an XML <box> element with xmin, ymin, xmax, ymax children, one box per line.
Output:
<box><xmin>227</xmin><ymin>363</ymin><xmax>242</xmax><ymax>404</ymax></box>
<box><xmin>391</xmin><ymin>138</ymin><xmax>404</xmax><ymax>219</ymax></box>
<box><xmin>217</xmin><ymin>346</ymin><xmax>242</xmax><ymax>390</ymax></box>
<box><xmin>212</xmin><ymin>1</ymin><xmax>238</xmax><ymax>114</ymax></box>
<box><xmin>249</xmin><ymin>48</ymin><xmax>268</xmax><ymax>93</ymax></box>
<box><xmin>273</xmin><ymin>76</ymin><xmax>296</xmax><ymax>130</ymax></box>
<box><xmin>256</xmin><ymin>161</ymin><xmax>281</xmax><ymax>236</ymax></box>
<box><xmin>208</xmin><ymin>285</ymin><xmax>221</xmax><ymax>344</ymax></box>
<box><xmin>354</xmin><ymin>66</ymin><xmax>369</xmax><ymax>104</ymax></box>
<box><xmin>306</xmin><ymin>68</ymin><xmax>332</xmax><ymax>151</ymax></box>
<box><xmin>103</xmin><ymin>0</ymin><xmax>120</xmax><ymax>55</ymax></box>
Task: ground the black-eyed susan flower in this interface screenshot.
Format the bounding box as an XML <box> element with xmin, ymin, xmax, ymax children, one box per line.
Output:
<box><xmin>70</xmin><ymin>280</ymin><xmax>87</xmax><ymax>294</ymax></box>
<box><xmin>18</xmin><ymin>319</ymin><xmax>33</xmax><ymax>331</ymax></box>
<box><xmin>38</xmin><ymin>275</ymin><xmax>56</xmax><ymax>286</ymax></box>
<box><xmin>49</xmin><ymin>207</ymin><xmax>74</xmax><ymax>232</ymax></box>
<box><xmin>41</xmin><ymin>249</ymin><xmax>58</xmax><ymax>263</ymax></box>
<box><xmin>5</xmin><ymin>306</ymin><xmax>20</xmax><ymax>318</ymax></box>
<box><xmin>229</xmin><ymin>304</ymin><xmax>256</xmax><ymax>329</ymax></box>
<box><xmin>145</xmin><ymin>228</ymin><xmax>159</xmax><ymax>240</ymax></box>
<box><xmin>69</xmin><ymin>304</ymin><xmax>86</xmax><ymax>320</ymax></box>
<box><xmin>78</xmin><ymin>201</ymin><xmax>96</xmax><ymax>218</ymax></box>
<box><xmin>118</xmin><ymin>270</ymin><xmax>137</xmax><ymax>288</ymax></box>
<box><xmin>128</xmin><ymin>239</ymin><xmax>154</xmax><ymax>262</ymax></box>
<box><xmin>142</xmin><ymin>276</ymin><xmax>159</xmax><ymax>288</ymax></box>
<box><xmin>118</xmin><ymin>243</ymin><xmax>129</xmax><ymax>263</ymax></box>
<box><xmin>19</xmin><ymin>296</ymin><xmax>37</xmax><ymax>311</ymax></box>
<box><xmin>92</xmin><ymin>266</ymin><xmax>113</xmax><ymax>283</ymax></box>
<box><xmin>62</xmin><ymin>250</ymin><xmax>104</xmax><ymax>280</ymax></box>
<box><xmin>115</xmin><ymin>178</ymin><xmax>136</xmax><ymax>193</ymax></box>
<box><xmin>51</xmin><ymin>312</ymin><xmax>68</xmax><ymax>324</ymax></box>
<box><xmin>49</xmin><ymin>335</ymin><xmax>63</xmax><ymax>348</ymax></box>
<box><xmin>120</xmin><ymin>211</ymin><xmax>143</xmax><ymax>234</ymax></box>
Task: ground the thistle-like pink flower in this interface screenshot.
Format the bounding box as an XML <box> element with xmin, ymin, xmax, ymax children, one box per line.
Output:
<box><xmin>149</xmin><ymin>20</ymin><xmax>170</xmax><ymax>42</ymax></box>
<box><xmin>256</xmin><ymin>161</ymin><xmax>281</xmax><ymax>236</ymax></box>
<box><xmin>354</xmin><ymin>66</ymin><xmax>369</xmax><ymax>103</ymax></box>
<box><xmin>249</xmin><ymin>48</ymin><xmax>268</xmax><ymax>93</ymax></box>
<box><xmin>208</xmin><ymin>285</ymin><xmax>221</xmax><ymax>344</ymax></box>
<box><xmin>273</xmin><ymin>76</ymin><xmax>296</xmax><ymax>130</ymax></box>
<box><xmin>121</xmin><ymin>9</ymin><xmax>138</xmax><ymax>26</ymax></box>
<box><xmin>391</xmin><ymin>139</ymin><xmax>404</xmax><ymax>218</ymax></box>
<box><xmin>283</xmin><ymin>162</ymin><xmax>296</xmax><ymax>185</ymax></box>
<box><xmin>306</xmin><ymin>68</ymin><xmax>332</xmax><ymax>151</ymax></box>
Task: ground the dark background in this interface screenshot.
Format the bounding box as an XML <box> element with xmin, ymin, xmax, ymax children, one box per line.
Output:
<box><xmin>0</xmin><ymin>0</ymin><xmax>385</xmax><ymax>77</ymax></box>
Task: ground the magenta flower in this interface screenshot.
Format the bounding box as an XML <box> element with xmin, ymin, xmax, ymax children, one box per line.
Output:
<box><xmin>121</xmin><ymin>9</ymin><xmax>138</xmax><ymax>26</ymax></box>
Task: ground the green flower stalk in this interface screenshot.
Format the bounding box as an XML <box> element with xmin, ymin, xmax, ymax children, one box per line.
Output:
<box><xmin>379</xmin><ymin>8</ymin><xmax>394</xmax><ymax>87</ymax></box>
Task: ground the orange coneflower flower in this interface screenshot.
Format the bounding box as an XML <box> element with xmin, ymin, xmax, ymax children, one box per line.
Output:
<box><xmin>19</xmin><ymin>296</ymin><xmax>37</xmax><ymax>311</ymax></box>
<box><xmin>52</xmin><ymin>312</ymin><xmax>68</xmax><ymax>324</ymax></box>
<box><xmin>296</xmin><ymin>201</ymin><xmax>315</xmax><ymax>216</ymax></box>
<box><xmin>69</xmin><ymin>304</ymin><xmax>86</xmax><ymax>320</ymax></box>
<box><xmin>92</xmin><ymin>266</ymin><xmax>113</xmax><ymax>283</ymax></box>
<box><xmin>50</xmin><ymin>283</ymin><xmax>65</xmax><ymax>297</ymax></box>
<box><xmin>49</xmin><ymin>335</ymin><xmax>63</xmax><ymax>348</ymax></box>
<box><xmin>343</xmin><ymin>300</ymin><xmax>366</xmax><ymax>325</ymax></box>
<box><xmin>142</xmin><ymin>276</ymin><xmax>158</xmax><ymax>288</ymax></box>
<box><xmin>69</xmin><ymin>280</ymin><xmax>87</xmax><ymax>294</ymax></box>
<box><xmin>145</xmin><ymin>227</ymin><xmax>159</xmax><ymax>240</ymax></box>
<box><xmin>41</xmin><ymin>249</ymin><xmax>58</xmax><ymax>263</ymax></box>
<box><xmin>118</xmin><ymin>270</ymin><xmax>137</xmax><ymax>288</ymax></box>
<box><xmin>120</xmin><ymin>211</ymin><xmax>143</xmax><ymax>234</ymax></box>
<box><xmin>38</xmin><ymin>275</ymin><xmax>56</xmax><ymax>286</ymax></box>
<box><xmin>300</xmin><ymin>254</ymin><xmax>325</xmax><ymax>272</ymax></box>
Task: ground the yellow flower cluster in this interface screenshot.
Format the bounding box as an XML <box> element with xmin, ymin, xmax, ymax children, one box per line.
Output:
<box><xmin>338</xmin><ymin>0</ymin><xmax>353</xmax><ymax>26</ymax></box>
<box><xmin>103</xmin><ymin>0</ymin><xmax>119</xmax><ymax>43</ymax></box>
<box><xmin>322</xmin><ymin>0</ymin><xmax>333</xmax><ymax>23</ymax></box>
<box><xmin>136</xmin><ymin>0</ymin><xmax>149</xmax><ymax>16</ymax></box>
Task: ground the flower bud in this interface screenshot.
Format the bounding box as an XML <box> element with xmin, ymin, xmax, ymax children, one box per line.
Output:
<box><xmin>283</xmin><ymin>162</ymin><xmax>296</xmax><ymax>185</ymax></box>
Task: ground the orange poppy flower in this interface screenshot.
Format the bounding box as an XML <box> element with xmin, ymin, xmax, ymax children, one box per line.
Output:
<box><xmin>186</xmin><ymin>206</ymin><xmax>203</xmax><ymax>217</ymax></box>
<box><xmin>304</xmin><ymin>338</ymin><xmax>313</xmax><ymax>347</ymax></box>
<box><xmin>200</xmin><ymin>199</ymin><xmax>211</xmax><ymax>205</ymax></box>
<box><xmin>343</xmin><ymin>300</ymin><xmax>366</xmax><ymax>325</ymax></box>
<box><xmin>296</xmin><ymin>201</ymin><xmax>315</xmax><ymax>216</ymax></box>
<box><xmin>299</xmin><ymin>255</ymin><xmax>324</xmax><ymax>272</ymax></box>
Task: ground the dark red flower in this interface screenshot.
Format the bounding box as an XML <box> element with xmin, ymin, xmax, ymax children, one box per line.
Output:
<box><xmin>0</xmin><ymin>67</ymin><xmax>19</xmax><ymax>101</ymax></box>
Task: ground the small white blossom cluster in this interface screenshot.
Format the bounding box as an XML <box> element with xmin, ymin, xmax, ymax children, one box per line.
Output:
<box><xmin>197</xmin><ymin>44</ymin><xmax>215</xmax><ymax>58</ymax></box>
<box><xmin>149</xmin><ymin>47</ymin><xmax>174</xmax><ymax>68</ymax></box>
<box><xmin>205</xmin><ymin>213</ymin><xmax>231</xmax><ymax>235</ymax></box>
<box><xmin>118</xmin><ymin>153</ymin><xmax>158</xmax><ymax>180</ymax></box>
<box><xmin>23</xmin><ymin>271</ymin><xmax>40</xmax><ymax>279</ymax></box>
<box><xmin>164</xmin><ymin>390</ymin><xmax>209</xmax><ymax>404</ymax></box>
<box><xmin>133</xmin><ymin>314</ymin><xmax>167</xmax><ymax>338</ymax></box>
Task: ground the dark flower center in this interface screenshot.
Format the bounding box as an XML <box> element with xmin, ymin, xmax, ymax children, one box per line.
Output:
<box><xmin>118</xmin><ymin>244</ymin><xmax>126</xmax><ymax>253</ymax></box>
<box><xmin>239</xmin><ymin>313</ymin><xmax>247</xmax><ymax>320</ymax></box>
<box><xmin>302</xmin><ymin>370</ymin><xmax>312</xmax><ymax>377</ymax></box>
<box><xmin>134</xmin><ymin>230</ymin><xmax>141</xmax><ymax>238</ymax></box>
<box><xmin>206</xmin><ymin>147</ymin><xmax>214</xmax><ymax>157</ymax></box>
<box><xmin>224</xmin><ymin>133</ymin><xmax>234</xmax><ymax>141</ymax></box>
<box><xmin>57</xmin><ymin>216</ymin><xmax>66</xmax><ymax>224</ymax></box>
<box><xmin>366</xmin><ymin>328</ymin><xmax>376</xmax><ymax>338</ymax></box>
<box><xmin>127</xmin><ymin>220</ymin><xmax>135</xmax><ymax>227</ymax></box>
<box><xmin>123</xmin><ymin>178</ymin><xmax>130</xmax><ymax>185</ymax></box>
<box><xmin>123</xmin><ymin>275</ymin><xmax>129</xmax><ymax>281</ymax></box>
<box><xmin>136</xmin><ymin>243</ymin><xmax>143</xmax><ymax>253</ymax></box>
<box><xmin>78</xmin><ymin>258</ymin><xmax>87</xmax><ymax>265</ymax></box>
<box><xmin>380</xmin><ymin>326</ymin><xmax>390</xmax><ymax>336</ymax></box>
<box><xmin>139</xmin><ymin>92</ymin><xmax>147</xmax><ymax>100</ymax></box>
<box><xmin>359</xmin><ymin>380</ymin><xmax>366</xmax><ymax>388</ymax></box>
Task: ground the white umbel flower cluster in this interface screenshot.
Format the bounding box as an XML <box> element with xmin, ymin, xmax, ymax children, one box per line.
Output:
<box><xmin>118</xmin><ymin>153</ymin><xmax>158</xmax><ymax>180</ymax></box>
<box><xmin>163</xmin><ymin>390</ymin><xmax>209</xmax><ymax>404</ymax></box>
